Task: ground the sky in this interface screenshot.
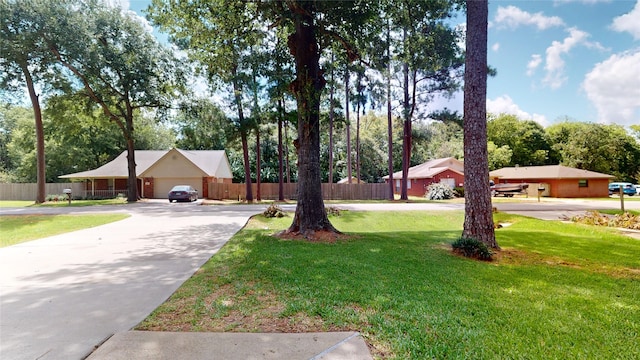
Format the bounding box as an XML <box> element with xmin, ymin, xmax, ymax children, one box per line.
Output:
<box><xmin>122</xmin><ymin>0</ymin><xmax>640</xmax><ymax>128</ymax></box>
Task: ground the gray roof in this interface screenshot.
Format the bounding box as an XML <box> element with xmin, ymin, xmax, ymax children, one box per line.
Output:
<box><xmin>489</xmin><ymin>165</ymin><xmax>613</xmax><ymax>180</ymax></box>
<box><xmin>60</xmin><ymin>149</ymin><xmax>231</xmax><ymax>179</ymax></box>
<box><xmin>383</xmin><ymin>157</ymin><xmax>464</xmax><ymax>179</ymax></box>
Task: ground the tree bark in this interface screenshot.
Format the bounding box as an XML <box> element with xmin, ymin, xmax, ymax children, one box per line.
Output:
<box><xmin>21</xmin><ymin>62</ymin><xmax>46</xmax><ymax>204</ymax></box>
<box><xmin>285</xmin><ymin>3</ymin><xmax>338</xmax><ymax>236</ymax></box>
<box><xmin>256</xmin><ymin>127</ymin><xmax>261</xmax><ymax>201</ymax></box>
<box><xmin>345</xmin><ymin>67</ymin><xmax>352</xmax><ymax>184</ymax></box>
<box><xmin>463</xmin><ymin>0</ymin><xmax>497</xmax><ymax>248</ymax></box>
<box><xmin>328</xmin><ymin>53</ymin><xmax>335</xmax><ymax>184</ymax></box>
<box><xmin>401</xmin><ymin>58</ymin><xmax>410</xmax><ymax>200</ymax></box>
<box><xmin>386</xmin><ymin>19</ymin><xmax>394</xmax><ymax>200</ymax></box>
<box><xmin>232</xmin><ymin>75</ymin><xmax>253</xmax><ymax>202</ymax></box>
<box><xmin>277</xmin><ymin>98</ymin><xmax>284</xmax><ymax>201</ymax></box>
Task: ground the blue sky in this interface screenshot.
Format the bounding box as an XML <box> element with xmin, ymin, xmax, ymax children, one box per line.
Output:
<box><xmin>123</xmin><ymin>0</ymin><xmax>640</xmax><ymax>128</ymax></box>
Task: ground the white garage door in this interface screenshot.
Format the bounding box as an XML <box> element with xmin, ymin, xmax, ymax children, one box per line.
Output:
<box><xmin>154</xmin><ymin>178</ymin><xmax>202</xmax><ymax>199</ymax></box>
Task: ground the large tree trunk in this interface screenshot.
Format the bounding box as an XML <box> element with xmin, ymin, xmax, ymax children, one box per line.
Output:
<box><xmin>21</xmin><ymin>62</ymin><xmax>45</xmax><ymax>204</ymax></box>
<box><xmin>400</xmin><ymin>59</ymin><xmax>410</xmax><ymax>200</ymax></box>
<box><xmin>285</xmin><ymin>3</ymin><xmax>338</xmax><ymax>237</ymax></box>
<box><xmin>125</xmin><ymin>105</ymin><xmax>138</xmax><ymax>203</ymax></box>
<box><xmin>328</xmin><ymin>53</ymin><xmax>335</xmax><ymax>184</ymax></box>
<box><xmin>256</xmin><ymin>128</ymin><xmax>261</xmax><ymax>201</ymax></box>
<box><xmin>277</xmin><ymin>98</ymin><xmax>284</xmax><ymax>201</ymax></box>
<box><xmin>463</xmin><ymin>0</ymin><xmax>497</xmax><ymax>248</ymax></box>
<box><xmin>345</xmin><ymin>68</ymin><xmax>352</xmax><ymax>184</ymax></box>
<box><xmin>386</xmin><ymin>19</ymin><xmax>394</xmax><ymax>200</ymax></box>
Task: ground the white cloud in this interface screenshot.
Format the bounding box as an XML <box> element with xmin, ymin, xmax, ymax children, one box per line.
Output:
<box><xmin>487</xmin><ymin>95</ymin><xmax>549</xmax><ymax>127</ymax></box>
<box><xmin>583</xmin><ymin>51</ymin><xmax>640</xmax><ymax>126</ymax></box>
<box><xmin>493</xmin><ymin>6</ymin><xmax>565</xmax><ymax>30</ymax></box>
<box><xmin>611</xmin><ymin>0</ymin><xmax>640</xmax><ymax>40</ymax></box>
<box><xmin>526</xmin><ymin>54</ymin><xmax>542</xmax><ymax>76</ymax></box>
<box><xmin>543</xmin><ymin>27</ymin><xmax>605</xmax><ymax>89</ymax></box>
<box><xmin>492</xmin><ymin>43</ymin><xmax>500</xmax><ymax>52</ymax></box>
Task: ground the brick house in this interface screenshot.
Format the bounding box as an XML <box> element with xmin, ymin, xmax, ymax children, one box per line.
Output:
<box><xmin>383</xmin><ymin>157</ymin><xmax>464</xmax><ymax>197</ymax></box>
<box><xmin>60</xmin><ymin>148</ymin><xmax>233</xmax><ymax>199</ymax></box>
<box><xmin>489</xmin><ymin>165</ymin><xmax>613</xmax><ymax>198</ymax></box>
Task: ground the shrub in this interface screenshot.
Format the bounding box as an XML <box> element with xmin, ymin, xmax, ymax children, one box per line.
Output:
<box><xmin>454</xmin><ymin>186</ymin><xmax>464</xmax><ymax>197</ymax></box>
<box><xmin>425</xmin><ymin>183</ymin><xmax>456</xmax><ymax>200</ymax></box>
<box><xmin>263</xmin><ymin>204</ymin><xmax>287</xmax><ymax>218</ymax></box>
<box><xmin>325</xmin><ymin>206</ymin><xmax>342</xmax><ymax>217</ymax></box>
<box><xmin>572</xmin><ymin>210</ymin><xmax>640</xmax><ymax>230</ymax></box>
<box><xmin>451</xmin><ymin>237</ymin><xmax>493</xmax><ymax>260</ymax></box>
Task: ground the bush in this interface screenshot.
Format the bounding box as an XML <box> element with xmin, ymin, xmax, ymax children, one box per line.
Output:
<box><xmin>572</xmin><ymin>210</ymin><xmax>640</xmax><ymax>230</ymax></box>
<box><xmin>451</xmin><ymin>237</ymin><xmax>493</xmax><ymax>260</ymax></box>
<box><xmin>45</xmin><ymin>194</ymin><xmax>69</xmax><ymax>202</ymax></box>
<box><xmin>425</xmin><ymin>183</ymin><xmax>456</xmax><ymax>200</ymax></box>
<box><xmin>325</xmin><ymin>206</ymin><xmax>342</xmax><ymax>217</ymax></box>
<box><xmin>263</xmin><ymin>204</ymin><xmax>287</xmax><ymax>218</ymax></box>
<box><xmin>454</xmin><ymin>186</ymin><xmax>464</xmax><ymax>197</ymax></box>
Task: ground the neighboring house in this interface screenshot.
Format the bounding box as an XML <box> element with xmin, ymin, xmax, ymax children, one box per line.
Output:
<box><xmin>60</xmin><ymin>148</ymin><xmax>233</xmax><ymax>199</ymax></box>
<box><xmin>337</xmin><ymin>177</ymin><xmax>366</xmax><ymax>184</ymax></box>
<box><xmin>383</xmin><ymin>157</ymin><xmax>464</xmax><ymax>197</ymax></box>
<box><xmin>489</xmin><ymin>165</ymin><xmax>613</xmax><ymax>198</ymax></box>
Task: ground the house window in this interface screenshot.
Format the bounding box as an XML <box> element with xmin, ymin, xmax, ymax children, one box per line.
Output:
<box><xmin>578</xmin><ymin>179</ymin><xmax>588</xmax><ymax>187</ymax></box>
<box><xmin>407</xmin><ymin>179</ymin><xmax>412</xmax><ymax>189</ymax></box>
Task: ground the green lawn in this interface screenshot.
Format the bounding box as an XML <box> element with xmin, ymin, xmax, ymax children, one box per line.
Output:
<box><xmin>0</xmin><ymin>214</ymin><xmax>130</xmax><ymax>247</ymax></box>
<box><xmin>137</xmin><ymin>211</ymin><xmax>639</xmax><ymax>359</ymax></box>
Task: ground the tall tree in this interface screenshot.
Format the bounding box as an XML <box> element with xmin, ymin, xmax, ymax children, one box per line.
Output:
<box><xmin>148</xmin><ymin>0</ymin><xmax>265</xmax><ymax>203</ymax></box>
<box><xmin>462</xmin><ymin>0</ymin><xmax>496</xmax><ymax>248</ymax></box>
<box><xmin>386</xmin><ymin>0</ymin><xmax>464</xmax><ymax>200</ymax></box>
<box><xmin>0</xmin><ymin>1</ymin><xmax>64</xmax><ymax>202</ymax></box>
<box><xmin>46</xmin><ymin>1</ymin><xmax>183</xmax><ymax>202</ymax></box>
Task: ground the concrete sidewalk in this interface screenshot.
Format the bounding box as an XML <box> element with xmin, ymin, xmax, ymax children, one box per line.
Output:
<box><xmin>87</xmin><ymin>331</ymin><xmax>372</xmax><ymax>360</ymax></box>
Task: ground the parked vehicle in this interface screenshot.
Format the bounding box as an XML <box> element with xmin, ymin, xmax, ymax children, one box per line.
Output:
<box><xmin>168</xmin><ymin>185</ymin><xmax>198</xmax><ymax>202</ymax></box>
<box><xmin>608</xmin><ymin>182</ymin><xmax>635</xmax><ymax>196</ymax></box>
<box><xmin>490</xmin><ymin>181</ymin><xmax>529</xmax><ymax>197</ymax></box>
<box><xmin>635</xmin><ymin>185</ymin><xmax>640</xmax><ymax>195</ymax></box>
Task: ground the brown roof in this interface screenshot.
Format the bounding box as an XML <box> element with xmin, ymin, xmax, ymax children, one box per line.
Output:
<box><xmin>489</xmin><ymin>165</ymin><xmax>613</xmax><ymax>180</ymax></box>
<box><xmin>383</xmin><ymin>157</ymin><xmax>464</xmax><ymax>179</ymax></box>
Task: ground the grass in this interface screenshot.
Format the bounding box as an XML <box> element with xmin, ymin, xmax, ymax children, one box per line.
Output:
<box><xmin>137</xmin><ymin>211</ymin><xmax>639</xmax><ymax>359</ymax></box>
<box><xmin>0</xmin><ymin>213</ymin><xmax>130</xmax><ymax>247</ymax></box>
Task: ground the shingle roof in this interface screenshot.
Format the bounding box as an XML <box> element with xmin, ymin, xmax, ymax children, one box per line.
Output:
<box><xmin>489</xmin><ymin>165</ymin><xmax>613</xmax><ymax>180</ymax></box>
<box><xmin>60</xmin><ymin>149</ymin><xmax>231</xmax><ymax>179</ymax></box>
<box><xmin>383</xmin><ymin>157</ymin><xmax>464</xmax><ymax>179</ymax></box>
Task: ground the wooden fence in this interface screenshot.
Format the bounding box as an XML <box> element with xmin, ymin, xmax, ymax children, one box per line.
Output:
<box><xmin>209</xmin><ymin>182</ymin><xmax>391</xmax><ymax>201</ymax></box>
<box><xmin>0</xmin><ymin>183</ymin><xmax>85</xmax><ymax>201</ymax></box>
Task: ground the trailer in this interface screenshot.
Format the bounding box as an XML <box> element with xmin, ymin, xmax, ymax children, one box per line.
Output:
<box><xmin>490</xmin><ymin>183</ymin><xmax>529</xmax><ymax>197</ymax></box>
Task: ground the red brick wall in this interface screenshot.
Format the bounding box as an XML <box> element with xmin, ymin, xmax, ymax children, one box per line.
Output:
<box><xmin>494</xmin><ymin>178</ymin><xmax>610</xmax><ymax>198</ymax></box>
<box><xmin>388</xmin><ymin>169</ymin><xmax>465</xmax><ymax>197</ymax></box>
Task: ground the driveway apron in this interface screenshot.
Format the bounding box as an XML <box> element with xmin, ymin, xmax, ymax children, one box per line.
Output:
<box><xmin>0</xmin><ymin>204</ymin><xmax>255</xmax><ymax>360</ymax></box>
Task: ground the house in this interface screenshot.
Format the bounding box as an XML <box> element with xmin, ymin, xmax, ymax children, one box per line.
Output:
<box><xmin>60</xmin><ymin>148</ymin><xmax>233</xmax><ymax>199</ymax></box>
<box><xmin>489</xmin><ymin>165</ymin><xmax>614</xmax><ymax>198</ymax></box>
<box><xmin>383</xmin><ymin>157</ymin><xmax>464</xmax><ymax>197</ymax></box>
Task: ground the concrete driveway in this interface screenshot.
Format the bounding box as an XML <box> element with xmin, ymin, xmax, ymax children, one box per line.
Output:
<box><xmin>0</xmin><ymin>201</ymin><xmax>259</xmax><ymax>360</ymax></box>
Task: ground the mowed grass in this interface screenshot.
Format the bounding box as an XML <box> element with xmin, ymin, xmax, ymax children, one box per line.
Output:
<box><xmin>138</xmin><ymin>211</ymin><xmax>640</xmax><ymax>359</ymax></box>
<box><xmin>0</xmin><ymin>214</ymin><xmax>130</xmax><ymax>247</ymax></box>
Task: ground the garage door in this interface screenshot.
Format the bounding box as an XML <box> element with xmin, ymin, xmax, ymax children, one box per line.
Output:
<box><xmin>154</xmin><ymin>178</ymin><xmax>202</xmax><ymax>199</ymax></box>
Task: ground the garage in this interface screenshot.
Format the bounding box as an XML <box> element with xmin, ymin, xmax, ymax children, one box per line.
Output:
<box><xmin>154</xmin><ymin>178</ymin><xmax>202</xmax><ymax>199</ymax></box>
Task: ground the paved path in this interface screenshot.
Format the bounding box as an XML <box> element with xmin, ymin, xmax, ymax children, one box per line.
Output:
<box><xmin>0</xmin><ymin>202</ymin><xmax>257</xmax><ymax>360</ymax></box>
